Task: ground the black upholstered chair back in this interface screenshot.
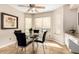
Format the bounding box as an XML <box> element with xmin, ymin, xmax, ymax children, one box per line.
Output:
<box><xmin>34</xmin><ymin>31</ymin><xmax>47</xmax><ymax>43</ymax></box>
<box><xmin>42</xmin><ymin>31</ymin><xmax>47</xmax><ymax>43</ymax></box>
<box><xmin>34</xmin><ymin>30</ymin><xmax>39</xmax><ymax>33</ymax></box>
<box><xmin>29</xmin><ymin>28</ymin><xmax>32</xmax><ymax>34</ymax></box>
<box><xmin>14</xmin><ymin>31</ymin><xmax>27</xmax><ymax>47</ymax></box>
<box><xmin>14</xmin><ymin>30</ymin><xmax>21</xmax><ymax>34</ymax></box>
<box><xmin>14</xmin><ymin>30</ymin><xmax>22</xmax><ymax>40</ymax></box>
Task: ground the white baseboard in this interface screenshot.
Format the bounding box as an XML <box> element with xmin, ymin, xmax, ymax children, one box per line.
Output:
<box><xmin>0</xmin><ymin>41</ymin><xmax>16</xmax><ymax>49</ymax></box>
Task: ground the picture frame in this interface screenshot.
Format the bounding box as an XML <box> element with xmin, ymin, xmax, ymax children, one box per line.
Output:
<box><xmin>1</xmin><ymin>12</ymin><xmax>18</xmax><ymax>29</ymax></box>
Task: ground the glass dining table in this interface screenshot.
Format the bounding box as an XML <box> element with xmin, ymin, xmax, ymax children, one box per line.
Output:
<box><xmin>26</xmin><ymin>34</ymin><xmax>39</xmax><ymax>54</ymax></box>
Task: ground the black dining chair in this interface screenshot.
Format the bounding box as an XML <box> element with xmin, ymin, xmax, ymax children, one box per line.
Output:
<box><xmin>29</xmin><ymin>28</ymin><xmax>33</xmax><ymax>36</ymax></box>
<box><xmin>34</xmin><ymin>30</ymin><xmax>39</xmax><ymax>33</ymax></box>
<box><xmin>14</xmin><ymin>30</ymin><xmax>27</xmax><ymax>53</ymax></box>
<box><xmin>14</xmin><ymin>30</ymin><xmax>22</xmax><ymax>33</ymax></box>
<box><xmin>33</xmin><ymin>30</ymin><xmax>39</xmax><ymax>38</ymax></box>
<box><xmin>34</xmin><ymin>31</ymin><xmax>47</xmax><ymax>54</ymax></box>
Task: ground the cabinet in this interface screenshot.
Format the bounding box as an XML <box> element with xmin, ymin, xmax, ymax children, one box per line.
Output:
<box><xmin>65</xmin><ymin>33</ymin><xmax>79</xmax><ymax>53</ymax></box>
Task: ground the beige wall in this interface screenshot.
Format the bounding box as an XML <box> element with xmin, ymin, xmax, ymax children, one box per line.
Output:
<box><xmin>63</xmin><ymin>5</ymin><xmax>77</xmax><ymax>33</ymax></box>
<box><xmin>0</xmin><ymin>4</ymin><xmax>25</xmax><ymax>47</ymax></box>
<box><xmin>52</xmin><ymin>7</ymin><xmax>64</xmax><ymax>45</ymax></box>
<box><xmin>77</xmin><ymin>8</ymin><xmax>79</xmax><ymax>33</ymax></box>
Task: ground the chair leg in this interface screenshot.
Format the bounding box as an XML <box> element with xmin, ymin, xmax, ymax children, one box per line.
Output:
<box><xmin>16</xmin><ymin>46</ymin><xmax>20</xmax><ymax>54</ymax></box>
<box><xmin>20</xmin><ymin>47</ymin><xmax>23</xmax><ymax>53</ymax></box>
<box><xmin>32</xmin><ymin>42</ymin><xmax>34</xmax><ymax>53</ymax></box>
<box><xmin>16</xmin><ymin>46</ymin><xmax>26</xmax><ymax>54</ymax></box>
<box><xmin>23</xmin><ymin>47</ymin><xmax>26</xmax><ymax>53</ymax></box>
<box><xmin>25</xmin><ymin>47</ymin><xmax>26</xmax><ymax>53</ymax></box>
<box><xmin>42</xmin><ymin>44</ymin><xmax>45</xmax><ymax>54</ymax></box>
<box><xmin>17</xmin><ymin>46</ymin><xmax>20</xmax><ymax>53</ymax></box>
<box><xmin>36</xmin><ymin>42</ymin><xmax>39</xmax><ymax>53</ymax></box>
<box><xmin>21</xmin><ymin>47</ymin><xmax>23</xmax><ymax>52</ymax></box>
<box><xmin>43</xmin><ymin>43</ymin><xmax>48</xmax><ymax>53</ymax></box>
<box><xmin>16</xmin><ymin>46</ymin><xmax>19</xmax><ymax>53</ymax></box>
<box><xmin>15</xmin><ymin>43</ymin><xmax>19</xmax><ymax>53</ymax></box>
<box><xmin>32</xmin><ymin>42</ymin><xmax>35</xmax><ymax>53</ymax></box>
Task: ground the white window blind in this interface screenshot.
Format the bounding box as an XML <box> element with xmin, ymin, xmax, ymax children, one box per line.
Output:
<box><xmin>34</xmin><ymin>17</ymin><xmax>51</xmax><ymax>29</ymax></box>
<box><xmin>25</xmin><ymin>18</ymin><xmax>32</xmax><ymax>35</ymax></box>
<box><xmin>35</xmin><ymin>18</ymin><xmax>42</xmax><ymax>28</ymax></box>
<box><xmin>42</xmin><ymin>17</ymin><xmax>51</xmax><ymax>28</ymax></box>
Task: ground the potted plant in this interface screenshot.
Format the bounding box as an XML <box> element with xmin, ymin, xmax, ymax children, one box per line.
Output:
<box><xmin>69</xmin><ymin>29</ymin><xmax>76</xmax><ymax>34</ymax></box>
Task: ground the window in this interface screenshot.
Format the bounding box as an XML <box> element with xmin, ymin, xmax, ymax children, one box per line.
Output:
<box><xmin>42</xmin><ymin>17</ymin><xmax>51</xmax><ymax>28</ymax></box>
<box><xmin>25</xmin><ymin>18</ymin><xmax>32</xmax><ymax>35</ymax></box>
<box><xmin>34</xmin><ymin>17</ymin><xmax>51</xmax><ymax>29</ymax></box>
<box><xmin>35</xmin><ymin>18</ymin><xmax>42</xmax><ymax>28</ymax></box>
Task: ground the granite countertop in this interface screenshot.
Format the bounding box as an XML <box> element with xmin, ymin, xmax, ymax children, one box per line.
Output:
<box><xmin>66</xmin><ymin>32</ymin><xmax>79</xmax><ymax>39</ymax></box>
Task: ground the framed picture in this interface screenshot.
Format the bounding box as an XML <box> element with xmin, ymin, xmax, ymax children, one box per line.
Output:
<box><xmin>1</xmin><ymin>12</ymin><xmax>18</xmax><ymax>29</ymax></box>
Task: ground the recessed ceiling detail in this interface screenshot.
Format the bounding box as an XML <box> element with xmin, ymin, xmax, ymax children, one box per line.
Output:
<box><xmin>9</xmin><ymin>4</ymin><xmax>64</xmax><ymax>14</ymax></box>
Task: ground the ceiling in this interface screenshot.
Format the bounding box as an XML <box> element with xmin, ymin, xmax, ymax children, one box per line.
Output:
<box><xmin>9</xmin><ymin>4</ymin><xmax>64</xmax><ymax>14</ymax></box>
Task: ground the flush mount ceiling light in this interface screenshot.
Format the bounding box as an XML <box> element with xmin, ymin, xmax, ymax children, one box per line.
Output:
<box><xmin>18</xmin><ymin>4</ymin><xmax>45</xmax><ymax>13</ymax></box>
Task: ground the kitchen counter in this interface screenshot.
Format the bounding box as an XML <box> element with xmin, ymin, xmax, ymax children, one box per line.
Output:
<box><xmin>65</xmin><ymin>33</ymin><xmax>79</xmax><ymax>53</ymax></box>
<box><xmin>66</xmin><ymin>32</ymin><xmax>79</xmax><ymax>39</ymax></box>
<box><xmin>65</xmin><ymin>33</ymin><xmax>79</xmax><ymax>48</ymax></box>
